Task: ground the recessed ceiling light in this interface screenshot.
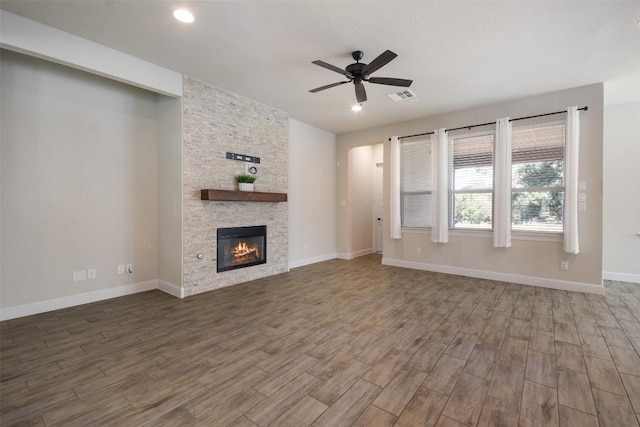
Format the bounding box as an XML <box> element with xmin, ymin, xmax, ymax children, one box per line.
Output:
<box><xmin>173</xmin><ymin>9</ymin><xmax>194</xmax><ymax>23</ymax></box>
<box><xmin>351</xmin><ymin>104</ymin><xmax>362</xmax><ymax>112</ymax></box>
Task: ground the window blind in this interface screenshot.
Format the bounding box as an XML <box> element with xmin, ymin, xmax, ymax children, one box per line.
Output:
<box><xmin>401</xmin><ymin>139</ymin><xmax>432</xmax><ymax>227</ymax></box>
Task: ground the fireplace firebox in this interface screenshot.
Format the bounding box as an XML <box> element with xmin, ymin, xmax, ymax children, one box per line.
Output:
<box><xmin>217</xmin><ymin>226</ymin><xmax>267</xmax><ymax>272</ymax></box>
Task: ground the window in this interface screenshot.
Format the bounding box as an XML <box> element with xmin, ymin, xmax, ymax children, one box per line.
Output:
<box><xmin>398</xmin><ymin>120</ymin><xmax>566</xmax><ymax>235</ymax></box>
<box><xmin>450</xmin><ymin>133</ymin><xmax>494</xmax><ymax>229</ymax></box>
<box><xmin>511</xmin><ymin>122</ymin><xmax>565</xmax><ymax>232</ymax></box>
<box><xmin>400</xmin><ymin>139</ymin><xmax>432</xmax><ymax>227</ymax></box>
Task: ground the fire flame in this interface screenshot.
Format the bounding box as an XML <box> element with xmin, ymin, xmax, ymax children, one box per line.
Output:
<box><xmin>232</xmin><ymin>241</ymin><xmax>259</xmax><ymax>260</ymax></box>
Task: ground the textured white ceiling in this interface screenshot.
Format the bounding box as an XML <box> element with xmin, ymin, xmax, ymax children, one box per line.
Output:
<box><xmin>1</xmin><ymin>1</ymin><xmax>639</xmax><ymax>134</ymax></box>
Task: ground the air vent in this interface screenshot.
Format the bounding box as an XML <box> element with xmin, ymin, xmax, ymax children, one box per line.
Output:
<box><xmin>387</xmin><ymin>89</ymin><xmax>417</xmax><ymax>102</ymax></box>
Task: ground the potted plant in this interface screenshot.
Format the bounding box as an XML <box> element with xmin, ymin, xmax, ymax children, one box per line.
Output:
<box><xmin>235</xmin><ymin>174</ymin><xmax>257</xmax><ymax>192</ymax></box>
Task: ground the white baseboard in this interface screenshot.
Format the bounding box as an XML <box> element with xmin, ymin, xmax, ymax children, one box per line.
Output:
<box><xmin>336</xmin><ymin>247</ymin><xmax>375</xmax><ymax>261</ymax></box>
<box><xmin>158</xmin><ymin>279</ymin><xmax>185</xmax><ymax>298</ymax></box>
<box><xmin>289</xmin><ymin>253</ymin><xmax>337</xmax><ymax>269</ymax></box>
<box><xmin>603</xmin><ymin>271</ymin><xmax>640</xmax><ymax>284</ymax></box>
<box><xmin>382</xmin><ymin>258</ymin><xmax>606</xmax><ymax>295</ymax></box>
<box><xmin>0</xmin><ymin>280</ymin><xmax>159</xmax><ymax>321</ymax></box>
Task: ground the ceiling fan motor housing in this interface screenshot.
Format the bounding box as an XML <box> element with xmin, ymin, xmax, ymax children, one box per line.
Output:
<box><xmin>346</xmin><ymin>62</ymin><xmax>367</xmax><ymax>80</ymax></box>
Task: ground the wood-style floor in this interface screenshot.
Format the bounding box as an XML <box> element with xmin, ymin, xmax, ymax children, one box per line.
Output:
<box><xmin>2</xmin><ymin>254</ymin><xmax>640</xmax><ymax>426</ymax></box>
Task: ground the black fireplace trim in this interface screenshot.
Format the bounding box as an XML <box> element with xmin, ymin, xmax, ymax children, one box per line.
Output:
<box><xmin>217</xmin><ymin>225</ymin><xmax>267</xmax><ymax>273</ymax></box>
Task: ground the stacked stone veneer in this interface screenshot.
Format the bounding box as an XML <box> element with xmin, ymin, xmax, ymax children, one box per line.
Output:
<box><xmin>182</xmin><ymin>76</ymin><xmax>289</xmax><ymax>297</ymax></box>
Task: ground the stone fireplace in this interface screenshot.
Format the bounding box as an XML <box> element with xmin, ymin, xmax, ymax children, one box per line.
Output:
<box><xmin>182</xmin><ymin>76</ymin><xmax>288</xmax><ymax>297</ymax></box>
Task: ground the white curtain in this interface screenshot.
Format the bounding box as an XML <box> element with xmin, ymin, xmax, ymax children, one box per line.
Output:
<box><xmin>389</xmin><ymin>136</ymin><xmax>402</xmax><ymax>240</ymax></box>
<box><xmin>564</xmin><ymin>106</ymin><xmax>580</xmax><ymax>254</ymax></box>
<box><xmin>431</xmin><ymin>129</ymin><xmax>449</xmax><ymax>243</ymax></box>
<box><xmin>494</xmin><ymin>117</ymin><xmax>512</xmax><ymax>248</ymax></box>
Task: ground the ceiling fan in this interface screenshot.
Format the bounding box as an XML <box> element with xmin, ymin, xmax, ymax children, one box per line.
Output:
<box><xmin>309</xmin><ymin>50</ymin><xmax>413</xmax><ymax>104</ymax></box>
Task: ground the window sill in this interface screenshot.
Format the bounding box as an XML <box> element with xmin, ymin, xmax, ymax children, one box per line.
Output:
<box><xmin>400</xmin><ymin>226</ymin><xmax>563</xmax><ymax>243</ymax></box>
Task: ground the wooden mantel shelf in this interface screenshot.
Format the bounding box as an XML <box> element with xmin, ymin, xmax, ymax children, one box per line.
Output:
<box><xmin>201</xmin><ymin>189</ymin><xmax>287</xmax><ymax>202</ymax></box>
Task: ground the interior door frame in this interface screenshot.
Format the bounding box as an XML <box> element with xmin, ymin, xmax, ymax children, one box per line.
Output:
<box><xmin>373</xmin><ymin>161</ymin><xmax>384</xmax><ymax>254</ymax></box>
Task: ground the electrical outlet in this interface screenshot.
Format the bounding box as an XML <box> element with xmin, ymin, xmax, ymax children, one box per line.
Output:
<box><xmin>304</xmin><ymin>243</ymin><xmax>308</xmax><ymax>251</ymax></box>
<box><xmin>87</xmin><ymin>269</ymin><xmax>97</xmax><ymax>279</ymax></box>
<box><xmin>73</xmin><ymin>270</ymin><xmax>87</xmax><ymax>282</ymax></box>
<box><xmin>560</xmin><ymin>261</ymin><xmax>569</xmax><ymax>271</ymax></box>
<box><xmin>117</xmin><ymin>264</ymin><xmax>125</xmax><ymax>274</ymax></box>
<box><xmin>417</xmin><ymin>247</ymin><xmax>422</xmax><ymax>254</ymax></box>
<box><xmin>126</xmin><ymin>264</ymin><xmax>133</xmax><ymax>274</ymax></box>
<box><xmin>579</xmin><ymin>202</ymin><xmax>587</xmax><ymax>212</ymax></box>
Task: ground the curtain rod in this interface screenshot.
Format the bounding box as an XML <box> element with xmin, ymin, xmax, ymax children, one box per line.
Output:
<box><xmin>392</xmin><ymin>106</ymin><xmax>588</xmax><ymax>140</ymax></box>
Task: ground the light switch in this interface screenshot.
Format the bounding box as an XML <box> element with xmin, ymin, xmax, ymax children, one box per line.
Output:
<box><xmin>579</xmin><ymin>202</ymin><xmax>587</xmax><ymax>212</ymax></box>
<box><xmin>578</xmin><ymin>181</ymin><xmax>587</xmax><ymax>191</ymax></box>
<box><xmin>340</xmin><ymin>200</ymin><xmax>347</xmax><ymax>207</ymax></box>
<box><xmin>578</xmin><ymin>193</ymin><xmax>587</xmax><ymax>202</ymax></box>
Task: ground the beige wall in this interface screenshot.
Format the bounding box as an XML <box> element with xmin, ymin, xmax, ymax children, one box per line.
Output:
<box><xmin>603</xmin><ymin>102</ymin><xmax>640</xmax><ymax>282</ymax></box>
<box><xmin>288</xmin><ymin>119</ymin><xmax>337</xmax><ymax>267</ymax></box>
<box><xmin>372</xmin><ymin>143</ymin><xmax>383</xmax><ymax>163</ymax></box>
<box><xmin>157</xmin><ymin>96</ymin><xmax>183</xmax><ymax>289</ymax></box>
<box><xmin>343</xmin><ymin>145</ymin><xmax>374</xmax><ymax>258</ymax></box>
<box><xmin>1</xmin><ymin>50</ymin><xmax>161</xmax><ymax>308</ymax></box>
<box><xmin>337</xmin><ymin>84</ymin><xmax>604</xmax><ymax>291</ymax></box>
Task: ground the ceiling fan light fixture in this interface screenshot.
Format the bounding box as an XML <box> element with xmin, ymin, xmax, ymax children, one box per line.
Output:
<box><xmin>351</xmin><ymin>104</ymin><xmax>362</xmax><ymax>112</ymax></box>
<box><xmin>173</xmin><ymin>9</ymin><xmax>195</xmax><ymax>23</ymax></box>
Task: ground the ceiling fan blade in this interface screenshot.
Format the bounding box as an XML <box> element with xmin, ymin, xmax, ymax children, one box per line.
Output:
<box><xmin>362</xmin><ymin>50</ymin><xmax>397</xmax><ymax>75</ymax></box>
<box><xmin>309</xmin><ymin>81</ymin><xmax>350</xmax><ymax>93</ymax></box>
<box><xmin>312</xmin><ymin>60</ymin><xmax>349</xmax><ymax>76</ymax></box>
<box><xmin>355</xmin><ymin>80</ymin><xmax>367</xmax><ymax>103</ymax></box>
<box><xmin>368</xmin><ymin>77</ymin><xmax>413</xmax><ymax>87</ymax></box>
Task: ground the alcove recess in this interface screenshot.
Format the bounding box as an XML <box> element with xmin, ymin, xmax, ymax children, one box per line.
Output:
<box><xmin>200</xmin><ymin>189</ymin><xmax>287</xmax><ymax>202</ymax></box>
